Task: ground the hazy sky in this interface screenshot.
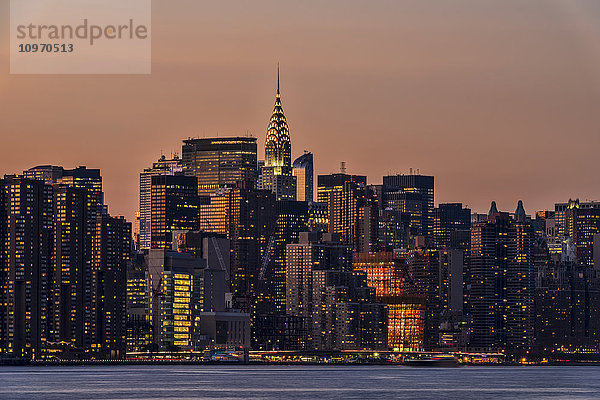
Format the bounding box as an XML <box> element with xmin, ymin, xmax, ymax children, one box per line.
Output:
<box><xmin>1</xmin><ymin>0</ymin><xmax>600</xmax><ymax>221</ymax></box>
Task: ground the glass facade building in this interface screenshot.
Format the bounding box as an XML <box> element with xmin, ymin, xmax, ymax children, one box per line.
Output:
<box><xmin>182</xmin><ymin>138</ymin><xmax>258</xmax><ymax>196</ymax></box>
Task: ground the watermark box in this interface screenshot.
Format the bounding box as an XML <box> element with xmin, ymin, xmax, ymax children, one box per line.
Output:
<box><xmin>10</xmin><ymin>0</ymin><xmax>151</xmax><ymax>74</ymax></box>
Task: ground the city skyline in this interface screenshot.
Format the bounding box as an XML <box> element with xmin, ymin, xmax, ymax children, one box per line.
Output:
<box><xmin>2</xmin><ymin>0</ymin><xmax>600</xmax><ymax>221</ymax></box>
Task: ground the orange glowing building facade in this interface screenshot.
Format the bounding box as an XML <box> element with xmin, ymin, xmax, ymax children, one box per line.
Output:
<box><xmin>353</xmin><ymin>252</ymin><xmax>425</xmax><ymax>350</ymax></box>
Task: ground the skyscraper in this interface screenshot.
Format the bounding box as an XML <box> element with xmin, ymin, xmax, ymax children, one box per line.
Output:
<box><xmin>469</xmin><ymin>202</ymin><xmax>535</xmax><ymax>351</ymax></box>
<box><xmin>263</xmin><ymin>201</ymin><xmax>309</xmax><ymax>315</ymax></box>
<box><xmin>554</xmin><ymin>199</ymin><xmax>600</xmax><ymax>238</ymax></box>
<box><xmin>0</xmin><ymin>177</ymin><xmax>53</xmax><ymax>359</ymax></box>
<box><xmin>563</xmin><ymin>200</ymin><xmax>600</xmax><ymax>268</ymax></box>
<box><xmin>316</xmin><ymin>173</ymin><xmax>367</xmax><ymax>204</ymax></box>
<box><xmin>182</xmin><ymin>137</ymin><xmax>258</xmax><ymax>196</ymax></box>
<box><xmin>382</xmin><ymin>174</ymin><xmax>434</xmax><ymax>238</ymax></box>
<box><xmin>92</xmin><ymin>215</ymin><xmax>131</xmax><ymax>358</ymax></box>
<box><xmin>311</xmin><ymin>270</ymin><xmax>388</xmax><ymax>350</ymax></box>
<box><xmin>146</xmin><ymin>249</ymin><xmax>229</xmax><ymax>351</ymax></box>
<box><xmin>327</xmin><ymin>180</ymin><xmax>379</xmax><ymax>253</ymax></box>
<box><xmin>293</xmin><ymin>152</ymin><xmax>313</xmax><ymax>202</ymax></box>
<box><xmin>353</xmin><ymin>252</ymin><xmax>426</xmax><ymax>351</ymax></box>
<box><xmin>150</xmin><ymin>175</ymin><xmax>200</xmax><ymax>250</ymax></box>
<box><xmin>51</xmin><ymin>184</ymin><xmax>91</xmax><ymax>350</ymax></box>
<box><xmin>286</xmin><ymin>233</ymin><xmax>353</xmax><ymax>323</ymax></box>
<box><xmin>199</xmin><ymin>185</ymin><xmax>276</xmax><ymax>309</ymax></box>
<box><xmin>139</xmin><ymin>155</ymin><xmax>183</xmax><ymax>250</ymax></box>
<box><xmin>0</xmin><ymin>167</ymin><xmax>130</xmax><ymax>360</ymax></box>
<box><xmin>258</xmin><ymin>67</ymin><xmax>296</xmax><ymax>200</ymax></box>
<box><xmin>433</xmin><ymin>203</ymin><xmax>471</xmax><ymax>250</ymax></box>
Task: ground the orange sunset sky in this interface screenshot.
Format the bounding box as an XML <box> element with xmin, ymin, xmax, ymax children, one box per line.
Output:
<box><xmin>1</xmin><ymin>0</ymin><xmax>600</xmax><ymax>222</ymax></box>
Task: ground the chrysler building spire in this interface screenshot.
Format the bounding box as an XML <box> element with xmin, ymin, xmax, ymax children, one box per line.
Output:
<box><xmin>265</xmin><ymin>65</ymin><xmax>291</xmax><ymax>174</ymax></box>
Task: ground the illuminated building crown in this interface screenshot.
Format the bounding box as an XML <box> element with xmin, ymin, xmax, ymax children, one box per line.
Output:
<box><xmin>265</xmin><ymin>65</ymin><xmax>291</xmax><ymax>175</ymax></box>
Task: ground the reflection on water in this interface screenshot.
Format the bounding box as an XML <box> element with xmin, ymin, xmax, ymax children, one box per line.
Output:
<box><xmin>1</xmin><ymin>365</ymin><xmax>599</xmax><ymax>399</ymax></box>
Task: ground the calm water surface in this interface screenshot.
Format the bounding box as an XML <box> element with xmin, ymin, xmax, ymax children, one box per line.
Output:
<box><xmin>0</xmin><ymin>365</ymin><xmax>599</xmax><ymax>399</ymax></box>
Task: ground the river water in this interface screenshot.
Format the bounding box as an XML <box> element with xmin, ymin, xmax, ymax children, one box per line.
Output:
<box><xmin>0</xmin><ymin>365</ymin><xmax>599</xmax><ymax>399</ymax></box>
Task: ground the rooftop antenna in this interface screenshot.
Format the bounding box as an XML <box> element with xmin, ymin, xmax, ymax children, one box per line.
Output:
<box><xmin>340</xmin><ymin>161</ymin><xmax>347</xmax><ymax>174</ymax></box>
<box><xmin>277</xmin><ymin>63</ymin><xmax>280</xmax><ymax>95</ymax></box>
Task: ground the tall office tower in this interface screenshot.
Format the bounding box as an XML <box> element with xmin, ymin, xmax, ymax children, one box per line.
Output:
<box><xmin>126</xmin><ymin>254</ymin><xmax>152</xmax><ymax>353</ymax></box>
<box><xmin>508</xmin><ymin>201</ymin><xmax>536</xmax><ymax>350</ymax></box>
<box><xmin>147</xmin><ymin>250</ymin><xmax>204</xmax><ymax>351</ymax></box>
<box><xmin>139</xmin><ymin>155</ymin><xmax>183</xmax><ymax>250</ymax></box>
<box><xmin>258</xmin><ymin>68</ymin><xmax>297</xmax><ymax>200</ymax></box>
<box><xmin>382</xmin><ymin>174</ymin><xmax>434</xmax><ymax>238</ymax></box>
<box><xmin>150</xmin><ymin>175</ymin><xmax>200</xmax><ymax>250</ymax></box>
<box><xmin>0</xmin><ymin>177</ymin><xmax>53</xmax><ymax>359</ymax></box>
<box><xmin>92</xmin><ymin>215</ymin><xmax>131</xmax><ymax>358</ymax></box>
<box><xmin>262</xmin><ymin>201</ymin><xmax>309</xmax><ymax>316</ymax></box>
<box><xmin>353</xmin><ymin>252</ymin><xmax>426</xmax><ymax>351</ymax></box>
<box><xmin>433</xmin><ymin>203</ymin><xmax>471</xmax><ymax>250</ymax></box>
<box><xmin>146</xmin><ymin>250</ymin><xmax>233</xmax><ymax>351</ymax></box>
<box><xmin>311</xmin><ymin>270</ymin><xmax>388</xmax><ymax>350</ymax></box>
<box><xmin>51</xmin><ymin>185</ymin><xmax>91</xmax><ymax>350</ymax></box>
<box><xmin>286</xmin><ymin>232</ymin><xmax>353</xmax><ymax>321</ymax></box>
<box><xmin>182</xmin><ymin>137</ymin><xmax>258</xmax><ymax>196</ymax></box>
<box><xmin>555</xmin><ymin>199</ymin><xmax>600</xmax><ymax>238</ymax></box>
<box><xmin>199</xmin><ymin>185</ymin><xmax>276</xmax><ymax>310</ymax></box>
<box><xmin>563</xmin><ymin>200</ymin><xmax>600</xmax><ymax>268</ymax></box>
<box><xmin>293</xmin><ymin>152</ymin><xmax>313</xmax><ymax>202</ymax></box>
<box><xmin>25</xmin><ymin>167</ymin><xmax>105</xmax><ymax>319</ymax></box>
<box><xmin>308</xmin><ymin>201</ymin><xmax>328</xmax><ymax>233</ymax></box>
<box><xmin>400</xmin><ymin>247</ymin><xmax>466</xmax><ymax>350</ymax></box>
<box><xmin>328</xmin><ymin>180</ymin><xmax>379</xmax><ymax>253</ymax></box>
<box><xmin>469</xmin><ymin>202</ymin><xmax>535</xmax><ymax>351</ymax></box>
<box><xmin>403</xmin><ymin>248</ymin><xmax>442</xmax><ymax>350</ymax></box>
<box><xmin>316</xmin><ymin>173</ymin><xmax>367</xmax><ymax>204</ymax></box>
<box><xmin>534</xmin><ymin>259</ymin><xmax>600</xmax><ymax>354</ymax></box>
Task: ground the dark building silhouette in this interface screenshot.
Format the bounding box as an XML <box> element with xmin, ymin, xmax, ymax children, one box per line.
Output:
<box><xmin>535</xmin><ymin>261</ymin><xmax>600</xmax><ymax>354</ymax></box>
<box><xmin>317</xmin><ymin>173</ymin><xmax>367</xmax><ymax>204</ymax></box>
<box><xmin>469</xmin><ymin>202</ymin><xmax>535</xmax><ymax>352</ymax></box>
<box><xmin>92</xmin><ymin>215</ymin><xmax>131</xmax><ymax>358</ymax></box>
<box><xmin>286</xmin><ymin>233</ymin><xmax>352</xmax><ymax>338</ymax></box>
<box><xmin>150</xmin><ymin>174</ymin><xmax>200</xmax><ymax>250</ymax></box>
<box><xmin>199</xmin><ymin>185</ymin><xmax>276</xmax><ymax>310</ymax></box>
<box><xmin>312</xmin><ymin>270</ymin><xmax>387</xmax><ymax>350</ymax></box>
<box><xmin>0</xmin><ymin>177</ymin><xmax>52</xmax><ymax>359</ymax></box>
<box><xmin>433</xmin><ymin>203</ymin><xmax>471</xmax><ymax>250</ymax></box>
<box><xmin>262</xmin><ymin>201</ymin><xmax>309</xmax><ymax>316</ymax></box>
<box><xmin>382</xmin><ymin>174</ymin><xmax>434</xmax><ymax>238</ymax></box>
<box><xmin>51</xmin><ymin>185</ymin><xmax>90</xmax><ymax>351</ymax></box>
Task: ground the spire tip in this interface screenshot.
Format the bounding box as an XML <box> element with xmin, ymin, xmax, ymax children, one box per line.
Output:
<box><xmin>277</xmin><ymin>63</ymin><xmax>280</xmax><ymax>95</ymax></box>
